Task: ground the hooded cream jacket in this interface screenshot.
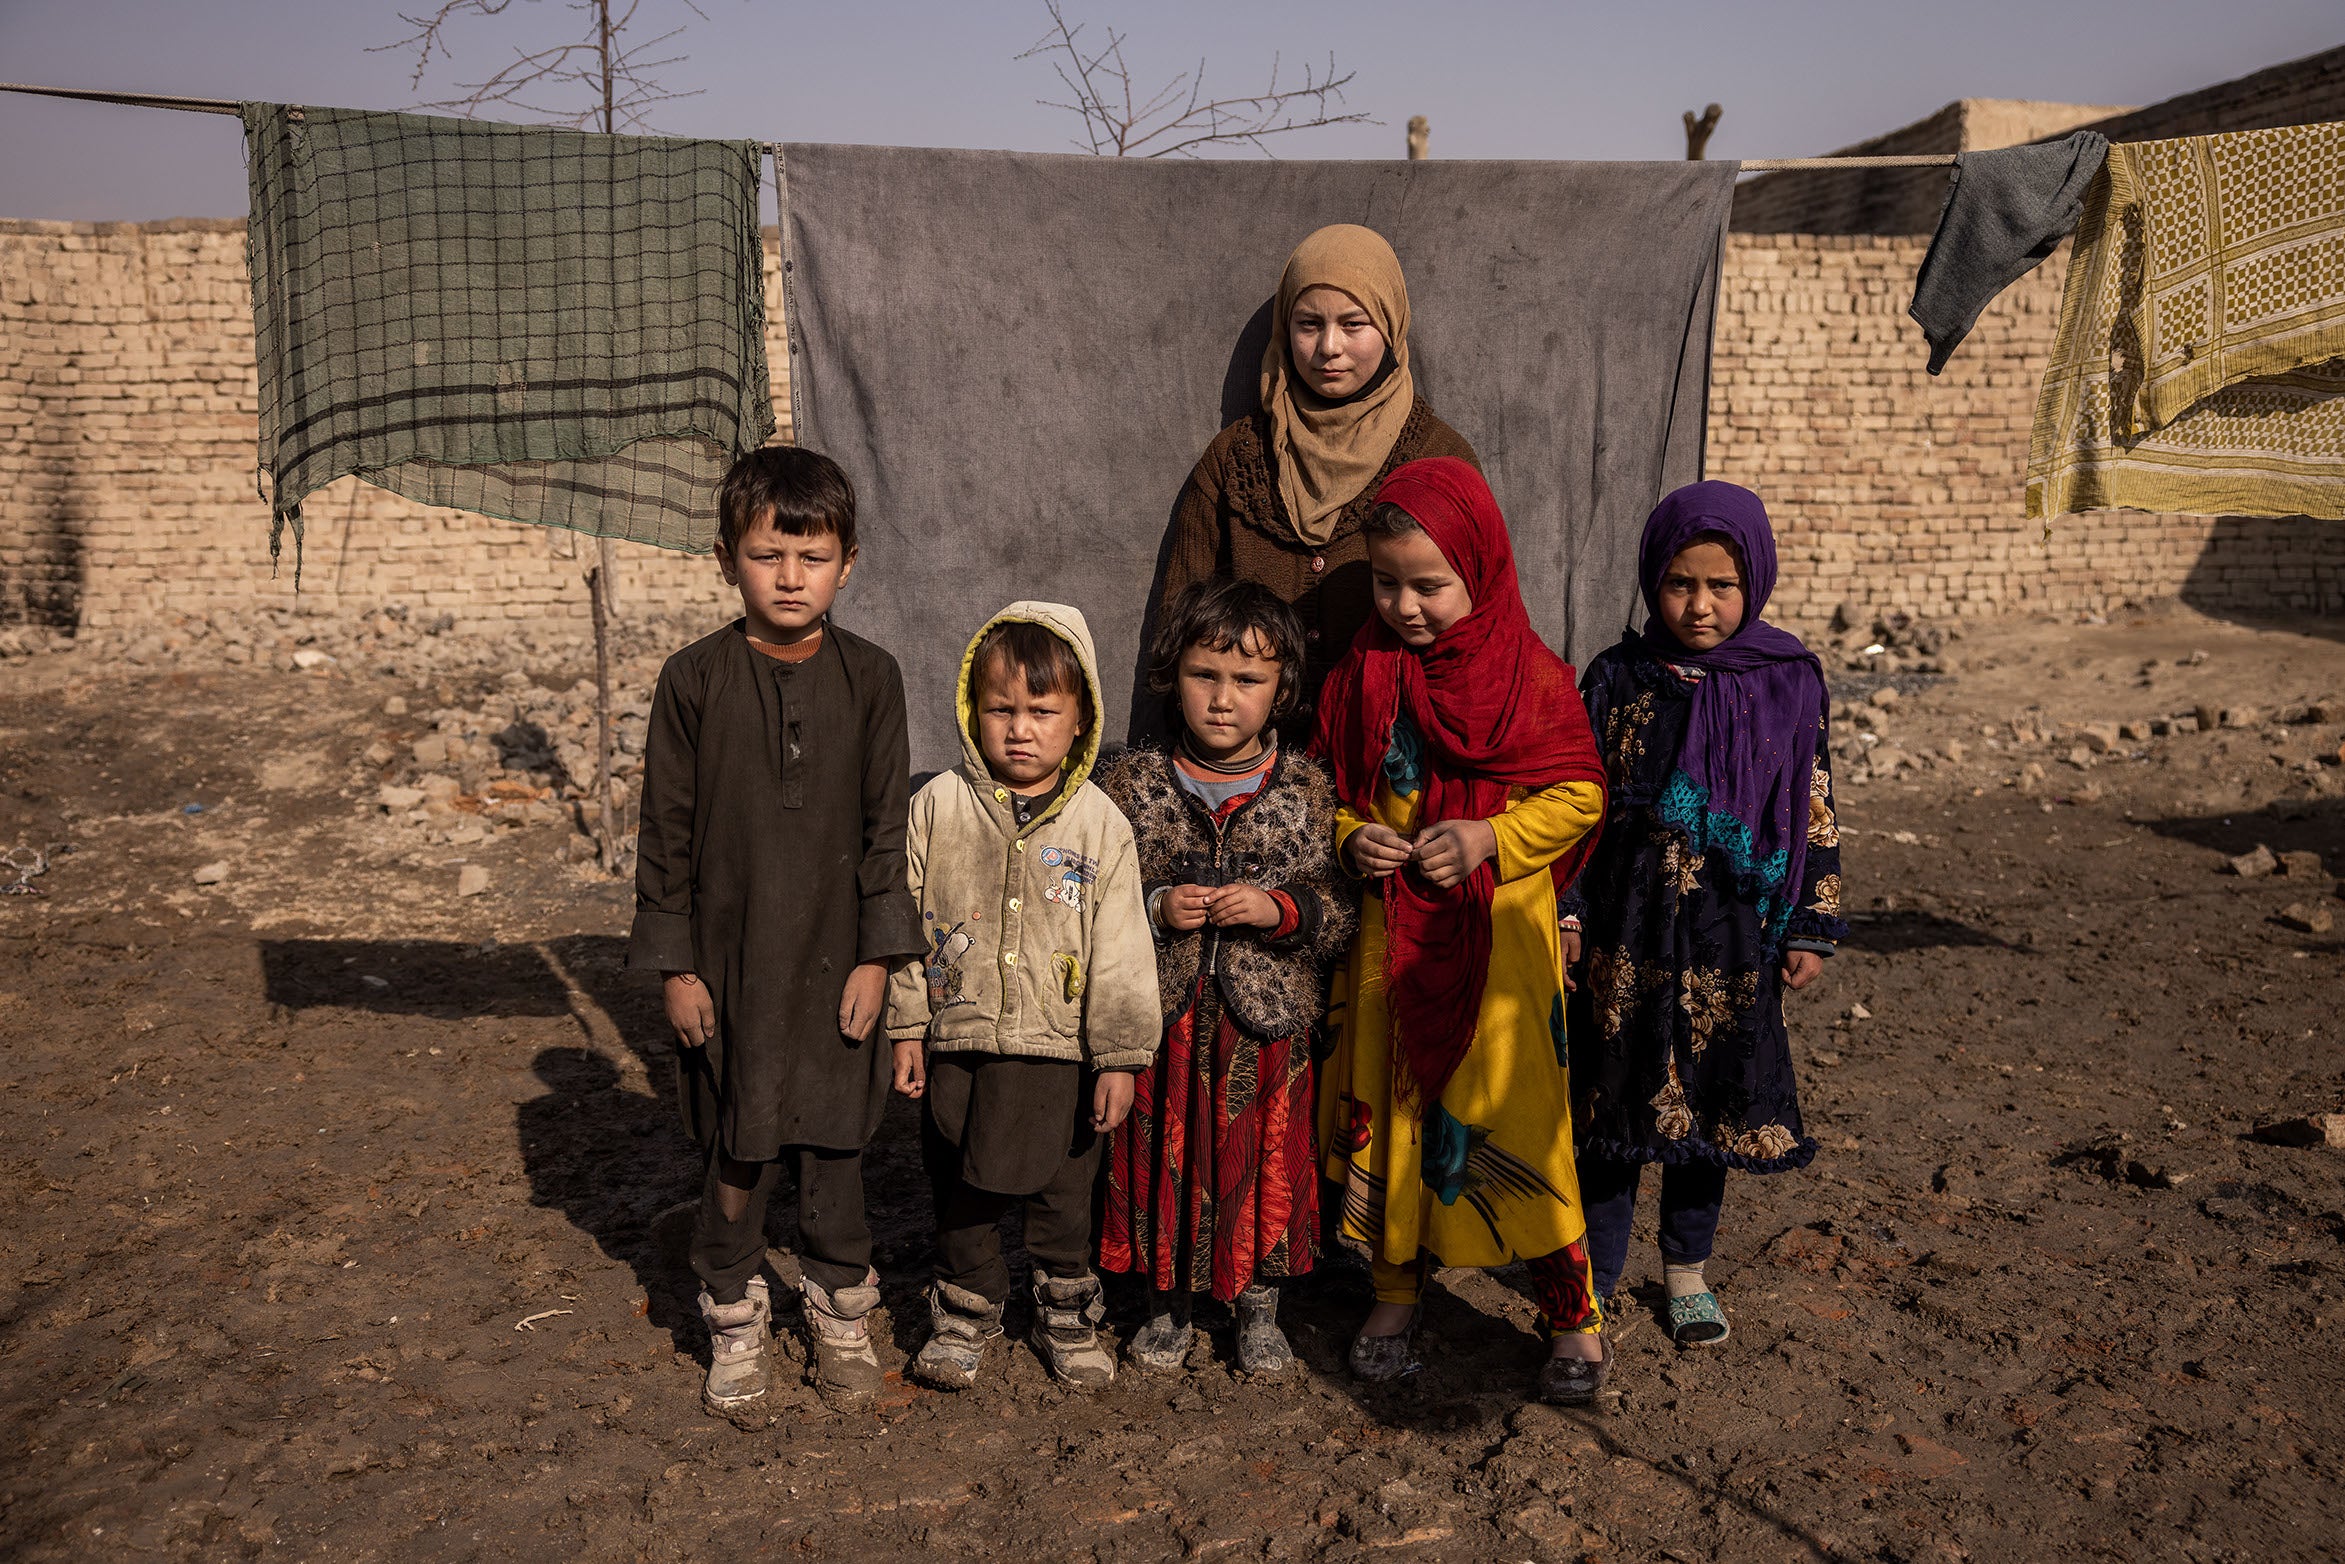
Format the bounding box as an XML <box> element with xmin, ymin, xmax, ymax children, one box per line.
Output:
<box><xmin>885</xmin><ymin>602</ymin><xmax>1160</xmax><ymax>1071</ymax></box>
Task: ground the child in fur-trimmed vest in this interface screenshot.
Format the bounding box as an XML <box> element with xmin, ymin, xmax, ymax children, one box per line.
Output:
<box><xmin>1094</xmin><ymin>579</ymin><xmax>1357</xmax><ymax>1376</ymax></box>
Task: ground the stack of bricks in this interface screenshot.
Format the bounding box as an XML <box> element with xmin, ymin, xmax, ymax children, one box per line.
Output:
<box><xmin>2</xmin><ymin>214</ymin><xmax>2340</xmax><ymax>640</ymax></box>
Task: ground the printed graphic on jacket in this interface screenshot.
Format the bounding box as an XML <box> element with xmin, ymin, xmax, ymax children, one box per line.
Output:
<box><xmin>1039</xmin><ymin>845</ymin><xmax>1098</xmax><ymax>912</ymax></box>
<box><xmin>924</xmin><ymin>914</ymin><xmax>977</xmax><ymax>1013</ymax></box>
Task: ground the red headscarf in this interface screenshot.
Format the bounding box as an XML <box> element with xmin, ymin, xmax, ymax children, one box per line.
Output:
<box><xmin>1313</xmin><ymin>457</ymin><xmax>1606</xmax><ymax>1108</ymax></box>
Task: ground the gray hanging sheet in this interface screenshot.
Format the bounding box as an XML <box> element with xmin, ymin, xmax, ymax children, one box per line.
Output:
<box><xmin>243</xmin><ymin>105</ymin><xmax>774</xmax><ymax>567</ymax></box>
<box><xmin>780</xmin><ymin>145</ymin><xmax>1736</xmax><ymax>776</ymax></box>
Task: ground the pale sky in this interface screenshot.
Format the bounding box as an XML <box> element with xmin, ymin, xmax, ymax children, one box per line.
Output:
<box><xmin>0</xmin><ymin>0</ymin><xmax>2337</xmax><ymax>220</ymax></box>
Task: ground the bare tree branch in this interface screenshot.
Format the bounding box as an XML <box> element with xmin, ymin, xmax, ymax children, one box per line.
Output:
<box><xmin>372</xmin><ymin>0</ymin><xmax>708</xmax><ymax>133</ymax></box>
<box><xmin>1017</xmin><ymin>0</ymin><xmax>1375</xmax><ymax>158</ymax></box>
<box><xmin>1683</xmin><ymin>103</ymin><xmax>1723</xmax><ymax>161</ymax></box>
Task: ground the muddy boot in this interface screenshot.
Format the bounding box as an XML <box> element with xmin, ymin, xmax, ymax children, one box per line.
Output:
<box><xmin>1234</xmin><ymin>1283</ymin><xmax>1296</xmax><ymax>1377</ymax></box>
<box><xmin>697</xmin><ymin>1275</ymin><xmax>771</xmax><ymax>1415</ymax></box>
<box><xmin>1029</xmin><ymin>1270</ymin><xmax>1116</xmax><ymax>1389</ymax></box>
<box><xmin>911</xmin><ymin>1280</ymin><xmax>1003</xmax><ymax>1391</ymax></box>
<box><xmin>800</xmin><ymin>1268</ymin><xmax>886</xmax><ymax>1409</ymax></box>
<box><xmin>1127</xmin><ymin>1289</ymin><xmax>1192</xmax><ymax>1374</ymax></box>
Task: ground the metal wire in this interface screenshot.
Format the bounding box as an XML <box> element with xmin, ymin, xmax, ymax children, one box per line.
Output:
<box><xmin>0</xmin><ymin>81</ymin><xmax>1960</xmax><ymax>168</ymax></box>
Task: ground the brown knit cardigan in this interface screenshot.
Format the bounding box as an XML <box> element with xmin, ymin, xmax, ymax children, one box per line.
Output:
<box><xmin>1152</xmin><ymin>396</ymin><xmax>1479</xmax><ymax>738</ymax></box>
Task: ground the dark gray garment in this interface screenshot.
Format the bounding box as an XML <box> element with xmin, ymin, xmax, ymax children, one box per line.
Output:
<box><xmin>627</xmin><ymin>620</ymin><xmax>926</xmax><ymax>1160</ymax></box>
<box><xmin>688</xmin><ymin>1144</ymin><xmax>869</xmax><ymax>1301</ymax></box>
<box><xmin>922</xmin><ymin>1053</ymin><xmax>1092</xmax><ymax>1197</ymax></box>
<box><xmin>779</xmin><ymin>146</ymin><xmax>1737</xmax><ymax>777</ymax></box>
<box><xmin>1909</xmin><ymin>131</ymin><xmax>2110</xmax><ymax>375</ymax></box>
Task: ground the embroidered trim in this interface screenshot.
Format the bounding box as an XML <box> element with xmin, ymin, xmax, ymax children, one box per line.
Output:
<box><xmin>1656</xmin><ymin>769</ymin><xmax>1791</xmax><ymax>945</ymax></box>
<box><xmin>1576</xmin><ymin>1130</ymin><xmax>1819</xmax><ymax>1175</ymax></box>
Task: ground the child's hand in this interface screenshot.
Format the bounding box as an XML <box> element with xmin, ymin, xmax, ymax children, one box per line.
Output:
<box><xmin>837</xmin><ymin>960</ymin><xmax>888</xmax><ymax>1043</ymax></box>
<box><xmin>1206</xmin><ymin>884</ymin><xmax>1283</xmax><ymax>929</ymax></box>
<box><xmin>1781</xmin><ymin>950</ymin><xmax>1826</xmax><ymax>990</ymax></box>
<box><xmin>663</xmin><ymin>972</ymin><xmax>716</xmax><ymax>1048</ymax></box>
<box><xmin>891</xmin><ymin>1038</ymin><xmax>927</xmax><ymax>1098</ymax></box>
<box><xmin>1090</xmin><ymin>1070</ymin><xmax>1136</xmax><ymax>1133</ymax></box>
<box><xmin>1411</xmin><ymin>819</ymin><xmax>1499</xmax><ymax>889</ymax></box>
<box><xmin>1345</xmin><ymin>823</ymin><xmax>1414</xmax><ymax>878</ymax></box>
<box><xmin>1159</xmin><ymin>883</ymin><xmax>1213</xmax><ymax>931</ymax></box>
<box><xmin>1559</xmin><ymin>929</ymin><xmax>1582</xmax><ymax>992</ymax></box>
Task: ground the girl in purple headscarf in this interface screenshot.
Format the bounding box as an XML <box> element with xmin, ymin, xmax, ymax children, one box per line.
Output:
<box><xmin>1557</xmin><ymin>481</ymin><xmax>1845</xmax><ymax>1357</ymax></box>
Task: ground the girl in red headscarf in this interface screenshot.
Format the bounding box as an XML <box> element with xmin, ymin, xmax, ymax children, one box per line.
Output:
<box><xmin>1313</xmin><ymin>456</ymin><xmax>1613</xmax><ymax>1405</ymax></box>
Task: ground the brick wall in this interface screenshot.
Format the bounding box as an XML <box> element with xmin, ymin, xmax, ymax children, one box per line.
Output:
<box><xmin>3</xmin><ymin>218</ymin><xmax>2340</xmax><ymax>643</ymax></box>
<box><xmin>1706</xmin><ymin>235</ymin><xmax>2345</xmax><ymax>631</ymax></box>
<box><xmin>0</xmin><ymin>218</ymin><xmax>787</xmax><ymax>633</ymax></box>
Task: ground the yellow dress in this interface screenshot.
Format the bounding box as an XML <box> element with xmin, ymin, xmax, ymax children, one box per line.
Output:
<box><xmin>1320</xmin><ymin>767</ymin><xmax>1604</xmax><ymax>1282</ymax></box>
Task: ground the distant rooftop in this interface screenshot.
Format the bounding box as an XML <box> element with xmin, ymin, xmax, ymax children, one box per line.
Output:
<box><xmin>1730</xmin><ymin>44</ymin><xmax>2345</xmax><ymax>234</ymax></box>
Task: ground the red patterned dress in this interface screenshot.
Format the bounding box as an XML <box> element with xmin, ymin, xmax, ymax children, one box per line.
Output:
<box><xmin>1093</xmin><ymin>744</ymin><xmax>1356</xmax><ymax>1302</ymax></box>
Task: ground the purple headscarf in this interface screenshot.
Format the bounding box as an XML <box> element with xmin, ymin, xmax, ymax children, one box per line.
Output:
<box><xmin>1636</xmin><ymin>481</ymin><xmax>1826</xmax><ymax>936</ymax></box>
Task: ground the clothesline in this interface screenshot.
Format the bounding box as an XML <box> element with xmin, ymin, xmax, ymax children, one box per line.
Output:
<box><xmin>0</xmin><ymin>81</ymin><xmax>1956</xmax><ymax>169</ymax></box>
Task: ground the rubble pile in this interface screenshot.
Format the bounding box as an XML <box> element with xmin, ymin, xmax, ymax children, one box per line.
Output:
<box><xmin>355</xmin><ymin>662</ymin><xmax>670</xmax><ymax>860</ymax></box>
<box><xmin>0</xmin><ymin>602</ymin><xmax>723</xmax><ymax>863</ymax></box>
<box><xmin>1824</xmin><ymin>605</ymin><xmax>1959</xmax><ymax>677</ymax></box>
<box><xmin>0</xmin><ymin>601</ymin><xmax>713</xmax><ymax>677</ymax></box>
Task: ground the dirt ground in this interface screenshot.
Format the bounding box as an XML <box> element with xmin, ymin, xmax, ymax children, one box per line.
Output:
<box><xmin>3</xmin><ymin>599</ymin><xmax>2344</xmax><ymax>1563</ymax></box>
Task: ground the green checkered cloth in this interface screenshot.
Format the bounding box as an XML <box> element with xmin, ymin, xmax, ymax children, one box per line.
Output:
<box><xmin>242</xmin><ymin>104</ymin><xmax>774</xmax><ymax>568</ymax></box>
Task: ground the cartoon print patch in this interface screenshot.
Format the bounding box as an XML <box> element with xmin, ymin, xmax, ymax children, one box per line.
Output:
<box><xmin>1038</xmin><ymin>845</ymin><xmax>1099</xmax><ymax>912</ymax></box>
<box><xmin>923</xmin><ymin>913</ymin><xmax>976</xmax><ymax>1013</ymax></box>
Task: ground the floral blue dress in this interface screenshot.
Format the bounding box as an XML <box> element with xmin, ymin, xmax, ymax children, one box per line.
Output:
<box><xmin>1560</xmin><ymin>642</ymin><xmax>1846</xmax><ymax>1173</ymax></box>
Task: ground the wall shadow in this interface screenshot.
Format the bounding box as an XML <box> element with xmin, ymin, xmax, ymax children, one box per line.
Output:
<box><xmin>517</xmin><ymin>1044</ymin><xmax>704</xmax><ymax>1347</ymax></box>
<box><xmin>2177</xmin><ymin>515</ymin><xmax>2345</xmax><ymax>643</ymax></box>
<box><xmin>1122</xmin><ymin>490</ymin><xmax>1186</xmax><ymax>752</ymax></box>
<box><xmin>1123</xmin><ymin>296</ymin><xmax>1278</xmax><ymax>750</ymax></box>
<box><xmin>1218</xmin><ymin>297</ymin><xmax>1276</xmax><ymax>427</ymax></box>
<box><xmin>1839</xmin><ymin>910</ymin><xmax>2013</xmax><ymax>954</ymax></box>
<box><xmin>2137</xmin><ymin>796</ymin><xmax>2345</xmax><ymax>863</ymax></box>
<box><xmin>259</xmin><ymin>937</ymin><xmax>581</xmax><ymax>1016</ymax></box>
<box><xmin>260</xmin><ymin>934</ymin><xmax>715</xmax><ymax>1343</ymax></box>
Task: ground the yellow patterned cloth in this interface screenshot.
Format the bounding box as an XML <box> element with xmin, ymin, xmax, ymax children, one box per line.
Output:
<box><xmin>2026</xmin><ymin>122</ymin><xmax>2345</xmax><ymax>522</ymax></box>
<box><xmin>1320</xmin><ymin>778</ymin><xmax>1604</xmax><ymax>1276</ymax></box>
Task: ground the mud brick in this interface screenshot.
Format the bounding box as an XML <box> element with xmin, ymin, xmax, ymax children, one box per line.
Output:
<box><xmin>2277</xmin><ymin>851</ymin><xmax>2327</xmax><ymax>879</ymax></box>
<box><xmin>2228</xmin><ymin>845</ymin><xmax>2278</xmax><ymax>879</ymax></box>
<box><xmin>2276</xmin><ymin>902</ymin><xmax>2334</xmax><ymax>934</ymax></box>
<box><xmin>2254</xmin><ymin>1115</ymin><xmax>2345</xmax><ymax>1149</ymax></box>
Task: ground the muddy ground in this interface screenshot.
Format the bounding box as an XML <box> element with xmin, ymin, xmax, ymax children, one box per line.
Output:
<box><xmin>3</xmin><ymin>600</ymin><xmax>2343</xmax><ymax>1563</ymax></box>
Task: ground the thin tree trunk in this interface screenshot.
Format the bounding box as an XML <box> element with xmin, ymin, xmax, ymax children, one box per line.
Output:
<box><xmin>590</xmin><ymin>537</ymin><xmax>619</xmax><ymax>871</ymax></box>
<box><xmin>589</xmin><ymin>0</ymin><xmax>621</xmax><ymax>875</ymax></box>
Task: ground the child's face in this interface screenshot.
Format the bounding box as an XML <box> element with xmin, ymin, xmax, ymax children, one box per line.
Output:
<box><xmin>975</xmin><ymin>663</ymin><xmax>1084</xmax><ymax>793</ymax></box>
<box><xmin>1288</xmin><ymin>286</ymin><xmax>1386</xmax><ymax>400</ymax></box>
<box><xmin>716</xmin><ymin>511</ymin><xmax>853</xmax><ymax>643</ymax></box>
<box><xmin>1176</xmin><ymin>633</ymin><xmax>1282</xmax><ymax>761</ymax></box>
<box><xmin>1655</xmin><ymin>539</ymin><xmax>1745</xmax><ymax>652</ymax></box>
<box><xmin>1368</xmin><ymin>529</ymin><xmax>1474</xmax><ymax>648</ymax></box>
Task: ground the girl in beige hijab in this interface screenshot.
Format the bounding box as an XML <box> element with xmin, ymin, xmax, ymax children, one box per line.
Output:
<box><xmin>1152</xmin><ymin>224</ymin><xmax>1480</xmax><ymax>741</ymax></box>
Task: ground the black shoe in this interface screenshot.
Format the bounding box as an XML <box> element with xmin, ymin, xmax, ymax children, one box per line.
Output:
<box><xmin>1537</xmin><ymin>1330</ymin><xmax>1611</xmax><ymax>1406</ymax></box>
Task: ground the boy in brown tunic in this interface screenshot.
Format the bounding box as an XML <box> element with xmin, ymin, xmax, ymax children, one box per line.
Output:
<box><xmin>629</xmin><ymin>448</ymin><xmax>924</xmax><ymax>1415</ymax></box>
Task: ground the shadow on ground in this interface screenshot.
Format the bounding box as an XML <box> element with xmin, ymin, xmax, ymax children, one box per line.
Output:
<box><xmin>1840</xmin><ymin>909</ymin><xmax>2012</xmax><ymax>952</ymax></box>
<box><xmin>2136</xmin><ymin>796</ymin><xmax>2345</xmax><ymax>864</ymax></box>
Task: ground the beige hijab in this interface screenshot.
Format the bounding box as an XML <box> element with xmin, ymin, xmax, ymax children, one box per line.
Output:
<box><xmin>1258</xmin><ymin>224</ymin><xmax>1416</xmax><ymax>548</ymax></box>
